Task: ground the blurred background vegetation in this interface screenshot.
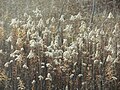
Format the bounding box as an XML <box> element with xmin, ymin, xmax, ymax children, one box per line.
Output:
<box><xmin>0</xmin><ymin>0</ymin><xmax>120</xmax><ymax>30</ymax></box>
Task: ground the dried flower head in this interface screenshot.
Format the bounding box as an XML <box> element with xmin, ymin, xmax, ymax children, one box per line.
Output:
<box><xmin>32</xmin><ymin>80</ymin><xmax>36</xmax><ymax>84</ymax></box>
<box><xmin>4</xmin><ymin>62</ymin><xmax>10</xmax><ymax>67</ymax></box>
<box><xmin>38</xmin><ymin>75</ymin><xmax>43</xmax><ymax>80</ymax></box>
<box><xmin>46</xmin><ymin>73</ymin><xmax>52</xmax><ymax>81</ymax></box>
<box><xmin>59</xmin><ymin>15</ymin><xmax>65</xmax><ymax>22</ymax></box>
<box><xmin>107</xmin><ymin>12</ymin><xmax>114</xmax><ymax>19</ymax></box>
<box><xmin>27</xmin><ymin>50</ymin><xmax>35</xmax><ymax>59</ymax></box>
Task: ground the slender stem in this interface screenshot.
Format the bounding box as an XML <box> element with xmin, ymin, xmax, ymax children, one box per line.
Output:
<box><xmin>89</xmin><ymin>0</ymin><xmax>95</xmax><ymax>29</ymax></box>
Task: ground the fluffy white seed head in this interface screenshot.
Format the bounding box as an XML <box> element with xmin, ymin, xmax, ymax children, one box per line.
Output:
<box><xmin>70</xmin><ymin>74</ymin><xmax>74</xmax><ymax>79</ymax></box>
<box><xmin>23</xmin><ymin>64</ymin><xmax>28</xmax><ymax>69</ymax></box>
<box><xmin>38</xmin><ymin>75</ymin><xmax>43</xmax><ymax>80</ymax></box>
<box><xmin>107</xmin><ymin>12</ymin><xmax>114</xmax><ymax>19</ymax></box>
<box><xmin>32</xmin><ymin>80</ymin><xmax>36</xmax><ymax>84</ymax></box>
<box><xmin>17</xmin><ymin>77</ymin><xmax>20</xmax><ymax>80</ymax></box>
<box><xmin>78</xmin><ymin>74</ymin><xmax>83</xmax><ymax>77</ymax></box>
<box><xmin>4</xmin><ymin>62</ymin><xmax>10</xmax><ymax>67</ymax></box>
<box><xmin>112</xmin><ymin>76</ymin><xmax>117</xmax><ymax>80</ymax></box>
<box><xmin>59</xmin><ymin>15</ymin><xmax>65</xmax><ymax>22</ymax></box>
<box><xmin>27</xmin><ymin>50</ymin><xmax>35</xmax><ymax>59</ymax></box>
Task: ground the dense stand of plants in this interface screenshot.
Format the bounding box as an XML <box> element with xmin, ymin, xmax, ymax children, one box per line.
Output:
<box><xmin>0</xmin><ymin>0</ymin><xmax>120</xmax><ymax>90</ymax></box>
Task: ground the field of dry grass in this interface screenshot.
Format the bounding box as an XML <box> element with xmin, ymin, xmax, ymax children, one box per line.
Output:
<box><xmin>0</xmin><ymin>0</ymin><xmax>120</xmax><ymax>90</ymax></box>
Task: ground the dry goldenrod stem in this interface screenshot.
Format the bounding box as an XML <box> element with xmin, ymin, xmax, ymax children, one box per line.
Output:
<box><xmin>92</xmin><ymin>63</ymin><xmax>97</xmax><ymax>90</ymax></box>
<box><xmin>39</xmin><ymin>80</ymin><xmax>43</xmax><ymax>90</ymax></box>
<box><xmin>99</xmin><ymin>34</ymin><xmax>106</xmax><ymax>90</ymax></box>
<box><xmin>46</xmin><ymin>80</ymin><xmax>52</xmax><ymax>90</ymax></box>
<box><xmin>115</xmin><ymin>37</ymin><xmax>118</xmax><ymax>58</ymax></box>
<box><xmin>77</xmin><ymin>46</ymin><xmax>82</xmax><ymax>90</ymax></box>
